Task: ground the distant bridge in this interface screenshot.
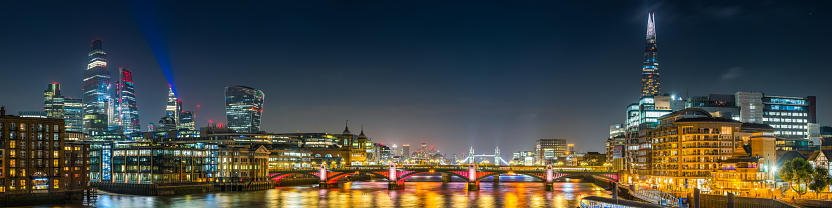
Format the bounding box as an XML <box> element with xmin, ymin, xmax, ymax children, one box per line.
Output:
<box><xmin>269</xmin><ymin>164</ymin><xmax>618</xmax><ymax>190</ymax></box>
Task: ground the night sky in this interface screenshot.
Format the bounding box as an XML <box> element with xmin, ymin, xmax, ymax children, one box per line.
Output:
<box><xmin>1</xmin><ymin>1</ymin><xmax>831</xmax><ymax>156</ymax></box>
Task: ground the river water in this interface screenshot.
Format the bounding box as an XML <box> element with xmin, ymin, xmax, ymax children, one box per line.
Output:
<box><xmin>28</xmin><ymin>176</ymin><xmax>611</xmax><ymax>208</ymax></box>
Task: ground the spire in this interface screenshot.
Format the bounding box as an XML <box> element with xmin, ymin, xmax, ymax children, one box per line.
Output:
<box><xmin>342</xmin><ymin>120</ymin><xmax>351</xmax><ymax>134</ymax></box>
<box><xmin>646</xmin><ymin>13</ymin><xmax>656</xmax><ymax>40</ymax></box>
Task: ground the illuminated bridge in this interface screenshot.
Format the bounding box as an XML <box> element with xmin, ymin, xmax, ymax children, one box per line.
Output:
<box><xmin>269</xmin><ymin>164</ymin><xmax>618</xmax><ymax>190</ymax></box>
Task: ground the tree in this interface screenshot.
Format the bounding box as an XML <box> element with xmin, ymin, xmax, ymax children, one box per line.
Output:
<box><xmin>778</xmin><ymin>158</ymin><xmax>813</xmax><ymax>197</ymax></box>
<box><xmin>809</xmin><ymin>166</ymin><xmax>832</xmax><ymax>199</ymax></box>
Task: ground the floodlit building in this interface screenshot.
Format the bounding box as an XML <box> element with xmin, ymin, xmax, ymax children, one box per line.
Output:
<box><xmin>650</xmin><ymin>108</ymin><xmax>741</xmax><ymax>190</ymax></box>
<box><xmin>535</xmin><ymin>139</ymin><xmax>566</xmax><ymax>165</ymax></box>
<box><xmin>0</xmin><ymin>107</ymin><xmax>89</xmax><ymax>194</ymax></box>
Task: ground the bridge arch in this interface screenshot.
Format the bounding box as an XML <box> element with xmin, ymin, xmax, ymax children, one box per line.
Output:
<box><xmin>474</xmin><ymin>172</ymin><xmax>544</xmax><ymax>182</ymax></box>
<box><xmin>269</xmin><ymin>172</ymin><xmax>320</xmax><ymax>180</ymax></box>
<box><xmin>552</xmin><ymin>172</ymin><xmax>619</xmax><ymax>183</ymax></box>
<box><xmin>327</xmin><ymin>170</ymin><xmax>389</xmax><ymax>182</ymax></box>
<box><xmin>396</xmin><ymin>170</ymin><xmax>470</xmax><ymax>182</ymax></box>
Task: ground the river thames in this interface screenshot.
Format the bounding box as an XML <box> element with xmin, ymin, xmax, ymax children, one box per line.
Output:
<box><xmin>35</xmin><ymin>176</ymin><xmax>610</xmax><ymax>208</ymax></box>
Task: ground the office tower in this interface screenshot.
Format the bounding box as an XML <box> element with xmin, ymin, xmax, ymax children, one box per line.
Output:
<box><xmin>158</xmin><ymin>116</ymin><xmax>177</xmax><ymax>132</ymax></box>
<box><xmin>64</xmin><ymin>98</ymin><xmax>84</xmax><ymax>132</ymax></box>
<box><xmin>44</xmin><ymin>83</ymin><xmax>65</xmax><ymax>119</ymax></box>
<box><xmin>535</xmin><ymin>139</ymin><xmax>566</xmax><ymax>165</ymax></box>
<box><xmin>402</xmin><ymin>144</ymin><xmax>410</xmax><ymax>160</ymax></box>
<box><xmin>420</xmin><ymin>143</ymin><xmax>428</xmax><ymax>161</ymax></box>
<box><xmin>165</xmin><ymin>86</ymin><xmax>180</xmax><ymax>128</ymax></box>
<box><xmin>641</xmin><ymin>13</ymin><xmax>660</xmax><ymax>97</ymax></box>
<box><xmin>225</xmin><ymin>86</ymin><xmax>264</xmax><ymax>133</ymax></box>
<box><xmin>567</xmin><ymin>144</ymin><xmax>574</xmax><ymax>155</ymax></box>
<box><xmin>609</xmin><ymin>124</ymin><xmax>625</xmax><ymax>138</ymax></box>
<box><xmin>180</xmin><ymin>111</ymin><xmax>194</xmax><ymax>130</ymax></box>
<box><xmin>391</xmin><ymin>144</ymin><xmax>398</xmax><ymax>157</ymax></box>
<box><xmin>735</xmin><ymin>92</ymin><xmax>764</xmax><ymax>124</ymax></box>
<box><xmin>82</xmin><ymin>39</ymin><xmax>112</xmax><ymax>136</ymax></box>
<box><xmin>116</xmin><ymin>68</ymin><xmax>140</xmax><ymax>134</ymax></box>
<box><xmin>760</xmin><ymin>95</ymin><xmax>816</xmax><ymax>139</ymax></box>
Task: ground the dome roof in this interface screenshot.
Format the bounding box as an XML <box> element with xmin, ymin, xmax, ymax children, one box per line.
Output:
<box><xmin>342</xmin><ymin>120</ymin><xmax>351</xmax><ymax>134</ymax></box>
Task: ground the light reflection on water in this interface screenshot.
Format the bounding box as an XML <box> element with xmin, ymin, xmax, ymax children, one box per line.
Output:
<box><xmin>40</xmin><ymin>176</ymin><xmax>609</xmax><ymax>208</ymax></box>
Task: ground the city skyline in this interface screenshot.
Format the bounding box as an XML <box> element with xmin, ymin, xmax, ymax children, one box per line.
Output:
<box><xmin>1</xmin><ymin>1</ymin><xmax>831</xmax><ymax>156</ymax></box>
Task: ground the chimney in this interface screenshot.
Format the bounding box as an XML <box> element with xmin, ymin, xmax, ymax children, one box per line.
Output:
<box><xmin>1</xmin><ymin>106</ymin><xmax>5</xmax><ymax>116</ymax></box>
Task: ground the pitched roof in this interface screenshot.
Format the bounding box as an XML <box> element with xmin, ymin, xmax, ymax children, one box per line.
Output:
<box><xmin>807</xmin><ymin>150</ymin><xmax>823</xmax><ymax>161</ymax></box>
<box><xmin>776</xmin><ymin>151</ymin><xmax>808</xmax><ymax>167</ymax></box>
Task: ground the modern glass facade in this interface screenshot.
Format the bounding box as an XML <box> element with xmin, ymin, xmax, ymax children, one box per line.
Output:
<box><xmin>88</xmin><ymin>142</ymin><xmax>219</xmax><ymax>184</ymax></box>
<box><xmin>82</xmin><ymin>39</ymin><xmax>111</xmax><ymax>136</ymax></box>
<box><xmin>693</xmin><ymin>93</ymin><xmax>817</xmax><ymax>140</ymax></box>
<box><xmin>165</xmin><ymin>86</ymin><xmax>180</xmax><ymax>128</ymax></box>
<box><xmin>641</xmin><ymin>13</ymin><xmax>660</xmax><ymax>97</ymax></box>
<box><xmin>762</xmin><ymin>95</ymin><xmax>816</xmax><ymax>139</ymax></box>
<box><xmin>179</xmin><ymin>111</ymin><xmax>194</xmax><ymax>130</ymax></box>
<box><xmin>63</xmin><ymin>98</ymin><xmax>84</xmax><ymax>133</ymax></box>
<box><xmin>225</xmin><ymin>86</ymin><xmax>264</xmax><ymax>133</ymax></box>
<box><xmin>117</xmin><ymin>68</ymin><xmax>141</xmax><ymax>135</ymax></box>
<box><xmin>44</xmin><ymin>83</ymin><xmax>64</xmax><ymax>119</ymax></box>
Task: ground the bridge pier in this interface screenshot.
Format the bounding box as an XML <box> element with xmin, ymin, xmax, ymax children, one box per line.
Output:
<box><xmin>388</xmin><ymin>181</ymin><xmax>405</xmax><ymax>190</ymax></box>
<box><xmin>441</xmin><ymin>173</ymin><xmax>451</xmax><ymax>183</ymax></box>
<box><xmin>467</xmin><ymin>181</ymin><xmax>479</xmax><ymax>191</ymax></box>
<box><xmin>319</xmin><ymin>181</ymin><xmax>338</xmax><ymax>189</ymax></box>
<box><xmin>467</xmin><ymin>163</ymin><xmax>479</xmax><ymax>191</ymax></box>
<box><xmin>492</xmin><ymin>175</ymin><xmax>499</xmax><ymax>183</ymax></box>
<box><xmin>544</xmin><ymin>164</ymin><xmax>554</xmax><ymax>192</ymax></box>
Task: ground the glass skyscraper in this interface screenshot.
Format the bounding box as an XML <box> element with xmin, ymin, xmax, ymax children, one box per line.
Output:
<box><xmin>43</xmin><ymin>83</ymin><xmax>83</xmax><ymax>132</ymax></box>
<box><xmin>180</xmin><ymin>111</ymin><xmax>195</xmax><ymax>130</ymax></box>
<box><xmin>117</xmin><ymin>68</ymin><xmax>141</xmax><ymax>134</ymax></box>
<box><xmin>83</xmin><ymin>39</ymin><xmax>112</xmax><ymax>135</ymax></box>
<box><xmin>64</xmin><ymin>98</ymin><xmax>84</xmax><ymax>132</ymax></box>
<box><xmin>165</xmin><ymin>86</ymin><xmax>181</xmax><ymax>128</ymax></box>
<box><xmin>225</xmin><ymin>86</ymin><xmax>264</xmax><ymax>133</ymax></box>
<box><xmin>44</xmin><ymin>83</ymin><xmax>65</xmax><ymax>119</ymax></box>
<box><xmin>641</xmin><ymin>13</ymin><xmax>660</xmax><ymax>97</ymax></box>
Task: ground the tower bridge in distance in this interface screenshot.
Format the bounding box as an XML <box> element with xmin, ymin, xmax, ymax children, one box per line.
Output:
<box><xmin>268</xmin><ymin>164</ymin><xmax>618</xmax><ymax>191</ymax></box>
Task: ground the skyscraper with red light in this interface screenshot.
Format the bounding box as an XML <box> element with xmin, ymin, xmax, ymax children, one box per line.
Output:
<box><xmin>117</xmin><ymin>68</ymin><xmax>141</xmax><ymax>134</ymax></box>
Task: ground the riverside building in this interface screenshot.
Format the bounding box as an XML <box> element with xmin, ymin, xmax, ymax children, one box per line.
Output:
<box><xmin>0</xmin><ymin>107</ymin><xmax>89</xmax><ymax>194</ymax></box>
<box><xmin>650</xmin><ymin>108</ymin><xmax>740</xmax><ymax>191</ymax></box>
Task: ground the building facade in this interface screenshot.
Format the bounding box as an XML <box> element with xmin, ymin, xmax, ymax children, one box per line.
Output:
<box><xmin>1</xmin><ymin>108</ymin><xmax>89</xmax><ymax>194</ymax></box>
<box><xmin>535</xmin><ymin>139</ymin><xmax>567</xmax><ymax>165</ymax></box>
<box><xmin>224</xmin><ymin>86</ymin><xmax>264</xmax><ymax>133</ymax></box>
<box><xmin>88</xmin><ymin>141</ymin><xmax>219</xmax><ymax>184</ymax></box>
<box><xmin>650</xmin><ymin>109</ymin><xmax>740</xmax><ymax>190</ymax></box>
<box><xmin>641</xmin><ymin>13</ymin><xmax>660</xmax><ymax>97</ymax></box>
<box><xmin>116</xmin><ymin>68</ymin><xmax>141</xmax><ymax>135</ymax></box>
<box><xmin>82</xmin><ymin>39</ymin><xmax>112</xmax><ymax>136</ymax></box>
<box><xmin>165</xmin><ymin>86</ymin><xmax>180</xmax><ymax>129</ymax></box>
<box><xmin>217</xmin><ymin>145</ymin><xmax>269</xmax><ymax>183</ymax></box>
